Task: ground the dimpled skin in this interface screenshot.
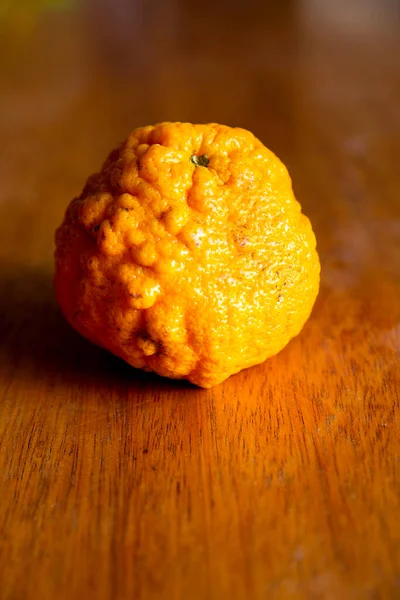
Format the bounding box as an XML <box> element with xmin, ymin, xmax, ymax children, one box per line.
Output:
<box><xmin>54</xmin><ymin>122</ymin><xmax>320</xmax><ymax>388</ymax></box>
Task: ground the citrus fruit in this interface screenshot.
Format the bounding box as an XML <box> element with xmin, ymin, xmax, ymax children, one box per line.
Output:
<box><xmin>54</xmin><ymin>122</ymin><xmax>320</xmax><ymax>388</ymax></box>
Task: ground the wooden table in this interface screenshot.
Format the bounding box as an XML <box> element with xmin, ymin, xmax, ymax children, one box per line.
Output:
<box><xmin>1</xmin><ymin>1</ymin><xmax>399</xmax><ymax>598</ymax></box>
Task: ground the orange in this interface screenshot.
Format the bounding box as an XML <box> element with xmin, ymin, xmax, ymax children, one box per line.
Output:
<box><xmin>54</xmin><ymin>122</ymin><xmax>320</xmax><ymax>388</ymax></box>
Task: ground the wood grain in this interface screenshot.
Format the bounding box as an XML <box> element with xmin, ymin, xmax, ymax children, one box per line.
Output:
<box><xmin>1</xmin><ymin>1</ymin><xmax>400</xmax><ymax>598</ymax></box>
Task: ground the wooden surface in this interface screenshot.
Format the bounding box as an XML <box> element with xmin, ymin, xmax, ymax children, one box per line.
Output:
<box><xmin>1</xmin><ymin>1</ymin><xmax>400</xmax><ymax>598</ymax></box>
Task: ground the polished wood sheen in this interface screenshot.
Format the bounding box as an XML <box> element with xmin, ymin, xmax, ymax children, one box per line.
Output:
<box><xmin>1</xmin><ymin>1</ymin><xmax>400</xmax><ymax>598</ymax></box>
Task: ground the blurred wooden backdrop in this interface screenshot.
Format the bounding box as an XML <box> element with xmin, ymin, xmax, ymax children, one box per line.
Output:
<box><xmin>1</xmin><ymin>1</ymin><xmax>400</xmax><ymax>598</ymax></box>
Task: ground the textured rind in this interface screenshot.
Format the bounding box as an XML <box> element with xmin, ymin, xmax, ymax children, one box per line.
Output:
<box><xmin>54</xmin><ymin>122</ymin><xmax>320</xmax><ymax>388</ymax></box>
